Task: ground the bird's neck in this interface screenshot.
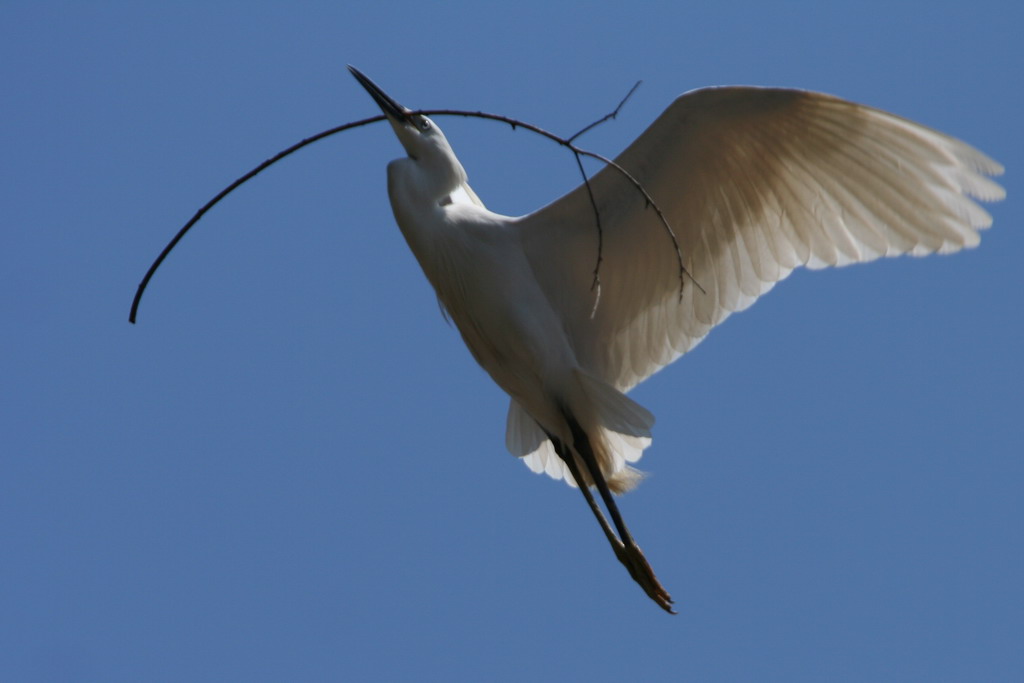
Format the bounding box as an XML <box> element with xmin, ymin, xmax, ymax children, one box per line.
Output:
<box><xmin>388</xmin><ymin>154</ymin><xmax>472</xmax><ymax>233</ymax></box>
<box><xmin>385</xmin><ymin>158</ymin><xmax>449</xmax><ymax>257</ymax></box>
<box><xmin>389</xmin><ymin>154</ymin><xmax>466</xmax><ymax>204</ymax></box>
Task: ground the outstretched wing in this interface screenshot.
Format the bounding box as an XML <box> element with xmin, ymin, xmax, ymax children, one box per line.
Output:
<box><xmin>517</xmin><ymin>87</ymin><xmax>1004</xmax><ymax>392</ymax></box>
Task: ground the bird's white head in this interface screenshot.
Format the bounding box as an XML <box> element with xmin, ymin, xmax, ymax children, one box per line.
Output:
<box><xmin>349</xmin><ymin>66</ymin><xmax>468</xmax><ymax>203</ymax></box>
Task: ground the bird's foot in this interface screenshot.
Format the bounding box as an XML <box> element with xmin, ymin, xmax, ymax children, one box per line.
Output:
<box><xmin>614</xmin><ymin>541</ymin><xmax>675</xmax><ymax>613</ymax></box>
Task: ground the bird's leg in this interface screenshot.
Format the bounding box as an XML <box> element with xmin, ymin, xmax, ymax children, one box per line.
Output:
<box><xmin>564</xmin><ymin>418</ymin><xmax>675</xmax><ymax>613</ymax></box>
<box><xmin>549</xmin><ymin>421</ymin><xmax>675</xmax><ymax>613</ymax></box>
<box><xmin>547</xmin><ymin>433</ymin><xmax>624</xmax><ymax>553</ymax></box>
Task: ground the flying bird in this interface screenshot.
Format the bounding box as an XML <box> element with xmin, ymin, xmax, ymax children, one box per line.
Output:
<box><xmin>348</xmin><ymin>66</ymin><xmax>1003</xmax><ymax>612</ymax></box>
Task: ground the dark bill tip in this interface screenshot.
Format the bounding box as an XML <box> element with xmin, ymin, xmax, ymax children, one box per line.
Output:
<box><xmin>347</xmin><ymin>65</ymin><xmax>410</xmax><ymax>121</ymax></box>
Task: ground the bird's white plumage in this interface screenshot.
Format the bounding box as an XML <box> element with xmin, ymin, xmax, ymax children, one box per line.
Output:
<box><xmin>350</xmin><ymin>66</ymin><xmax>1002</xmax><ymax>610</ymax></box>
<box><xmin>352</xmin><ymin>70</ymin><xmax>1004</xmax><ymax>491</ymax></box>
<box><xmin>509</xmin><ymin>87</ymin><xmax>1003</xmax><ymax>485</ymax></box>
<box><xmin>521</xmin><ymin>87</ymin><xmax>1002</xmax><ymax>390</ymax></box>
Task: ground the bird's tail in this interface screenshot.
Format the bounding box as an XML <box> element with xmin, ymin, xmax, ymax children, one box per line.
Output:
<box><xmin>506</xmin><ymin>370</ymin><xmax>654</xmax><ymax>493</ymax></box>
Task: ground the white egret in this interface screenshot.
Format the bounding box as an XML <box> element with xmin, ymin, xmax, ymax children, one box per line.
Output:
<box><xmin>348</xmin><ymin>66</ymin><xmax>1003</xmax><ymax>613</ymax></box>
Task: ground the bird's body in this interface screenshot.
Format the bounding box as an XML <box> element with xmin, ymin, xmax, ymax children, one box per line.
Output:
<box><xmin>381</xmin><ymin>104</ymin><xmax>655</xmax><ymax>495</ymax></box>
<box><xmin>403</xmin><ymin>200</ymin><xmax>578</xmax><ymax>433</ymax></box>
<box><xmin>349</xmin><ymin>67</ymin><xmax>1004</xmax><ymax>612</ymax></box>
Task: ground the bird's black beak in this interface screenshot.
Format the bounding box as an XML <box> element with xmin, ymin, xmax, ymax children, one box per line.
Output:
<box><xmin>348</xmin><ymin>66</ymin><xmax>411</xmax><ymax>122</ymax></box>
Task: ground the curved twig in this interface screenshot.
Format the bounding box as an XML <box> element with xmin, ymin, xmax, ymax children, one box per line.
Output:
<box><xmin>571</xmin><ymin>149</ymin><xmax>604</xmax><ymax>314</ymax></box>
<box><xmin>129</xmin><ymin>115</ymin><xmax>387</xmax><ymax>323</ymax></box>
<box><xmin>129</xmin><ymin>99</ymin><xmax>697</xmax><ymax>323</ymax></box>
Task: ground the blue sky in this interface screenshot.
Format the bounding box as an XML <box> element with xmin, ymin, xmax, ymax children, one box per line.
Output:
<box><xmin>2</xmin><ymin>2</ymin><xmax>1021</xmax><ymax>681</ymax></box>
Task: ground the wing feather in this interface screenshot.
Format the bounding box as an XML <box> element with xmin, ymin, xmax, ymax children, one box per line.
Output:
<box><xmin>517</xmin><ymin>87</ymin><xmax>1004</xmax><ymax>392</ymax></box>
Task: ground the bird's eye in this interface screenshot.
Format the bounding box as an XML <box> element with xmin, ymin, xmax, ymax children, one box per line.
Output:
<box><xmin>417</xmin><ymin>117</ymin><xmax>431</xmax><ymax>131</ymax></box>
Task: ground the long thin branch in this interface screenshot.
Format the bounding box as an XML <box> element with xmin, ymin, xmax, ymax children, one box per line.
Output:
<box><xmin>129</xmin><ymin>114</ymin><xmax>386</xmax><ymax>323</ymax></box>
<box><xmin>129</xmin><ymin>101</ymin><xmax>697</xmax><ymax>323</ymax></box>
